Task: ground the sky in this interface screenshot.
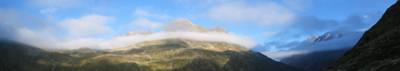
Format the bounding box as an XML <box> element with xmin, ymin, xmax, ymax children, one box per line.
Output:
<box><xmin>0</xmin><ymin>0</ymin><xmax>397</xmax><ymax>56</ymax></box>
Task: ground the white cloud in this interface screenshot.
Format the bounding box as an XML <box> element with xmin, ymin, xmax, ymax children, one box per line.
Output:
<box><xmin>60</xmin><ymin>14</ymin><xmax>113</xmax><ymax>37</ymax></box>
<box><xmin>97</xmin><ymin>31</ymin><xmax>255</xmax><ymax>49</ymax></box>
<box><xmin>108</xmin><ymin>18</ymin><xmax>255</xmax><ymax>49</ymax></box>
<box><xmin>262</xmin><ymin>50</ymin><xmax>307</xmax><ymax>61</ymax></box>
<box><xmin>53</xmin><ymin>25</ymin><xmax>255</xmax><ymax>50</ymax></box>
<box><xmin>17</xmin><ymin>33</ymin><xmax>111</xmax><ymax>50</ymax></box>
<box><xmin>67</xmin><ymin>19</ymin><xmax>254</xmax><ymax>49</ymax></box>
<box><xmin>0</xmin><ymin>9</ymin><xmax>59</xmax><ymax>49</ymax></box>
<box><xmin>1</xmin><ymin>13</ymin><xmax>114</xmax><ymax>50</ymax></box>
<box><xmin>14</xmin><ymin>27</ymin><xmax>62</xmax><ymax>49</ymax></box>
<box><xmin>208</xmin><ymin>1</ymin><xmax>295</xmax><ymax>26</ymax></box>
<box><xmin>130</xmin><ymin>18</ymin><xmax>161</xmax><ymax>31</ymax></box>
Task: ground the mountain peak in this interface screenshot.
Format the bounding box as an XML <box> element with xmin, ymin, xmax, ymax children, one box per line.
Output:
<box><xmin>163</xmin><ymin>18</ymin><xmax>208</xmax><ymax>32</ymax></box>
<box><xmin>163</xmin><ymin>18</ymin><xmax>227</xmax><ymax>33</ymax></box>
<box><xmin>307</xmin><ymin>32</ymin><xmax>344</xmax><ymax>42</ymax></box>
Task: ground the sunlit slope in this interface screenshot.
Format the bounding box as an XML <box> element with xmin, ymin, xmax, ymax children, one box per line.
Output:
<box><xmin>0</xmin><ymin>39</ymin><xmax>299</xmax><ymax>71</ymax></box>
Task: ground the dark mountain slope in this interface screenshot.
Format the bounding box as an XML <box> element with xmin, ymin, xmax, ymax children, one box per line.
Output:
<box><xmin>281</xmin><ymin>48</ymin><xmax>350</xmax><ymax>71</ymax></box>
<box><xmin>328</xmin><ymin>1</ymin><xmax>400</xmax><ymax>71</ymax></box>
<box><xmin>0</xmin><ymin>40</ymin><xmax>47</xmax><ymax>71</ymax></box>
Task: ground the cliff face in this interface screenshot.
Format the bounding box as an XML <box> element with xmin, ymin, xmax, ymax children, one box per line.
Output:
<box><xmin>328</xmin><ymin>1</ymin><xmax>400</xmax><ymax>71</ymax></box>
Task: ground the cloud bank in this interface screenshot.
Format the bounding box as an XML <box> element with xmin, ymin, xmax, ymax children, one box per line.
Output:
<box><xmin>60</xmin><ymin>14</ymin><xmax>113</xmax><ymax>37</ymax></box>
<box><xmin>0</xmin><ymin>10</ymin><xmax>254</xmax><ymax>50</ymax></box>
<box><xmin>87</xmin><ymin>19</ymin><xmax>255</xmax><ymax>49</ymax></box>
<box><xmin>94</xmin><ymin>32</ymin><xmax>255</xmax><ymax>49</ymax></box>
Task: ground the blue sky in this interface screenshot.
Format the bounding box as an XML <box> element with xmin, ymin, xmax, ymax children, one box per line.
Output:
<box><xmin>0</xmin><ymin>0</ymin><xmax>396</xmax><ymax>50</ymax></box>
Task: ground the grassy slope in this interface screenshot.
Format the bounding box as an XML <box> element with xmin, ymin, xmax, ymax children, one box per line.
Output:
<box><xmin>0</xmin><ymin>39</ymin><xmax>299</xmax><ymax>71</ymax></box>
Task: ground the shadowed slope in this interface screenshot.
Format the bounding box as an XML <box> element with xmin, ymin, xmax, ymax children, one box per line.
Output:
<box><xmin>328</xmin><ymin>1</ymin><xmax>400</xmax><ymax>71</ymax></box>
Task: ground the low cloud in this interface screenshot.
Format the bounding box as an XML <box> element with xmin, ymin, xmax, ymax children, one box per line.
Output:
<box><xmin>262</xmin><ymin>50</ymin><xmax>307</xmax><ymax>60</ymax></box>
<box><xmin>55</xmin><ymin>18</ymin><xmax>255</xmax><ymax>50</ymax></box>
<box><xmin>102</xmin><ymin>19</ymin><xmax>255</xmax><ymax>49</ymax></box>
<box><xmin>0</xmin><ymin>9</ymin><xmax>58</xmax><ymax>49</ymax></box>
<box><xmin>14</xmin><ymin>27</ymin><xmax>61</xmax><ymax>49</ymax></box>
<box><xmin>60</xmin><ymin>14</ymin><xmax>113</xmax><ymax>37</ymax></box>
<box><xmin>95</xmin><ymin>32</ymin><xmax>255</xmax><ymax>49</ymax></box>
<box><xmin>0</xmin><ymin>10</ymin><xmax>254</xmax><ymax>50</ymax></box>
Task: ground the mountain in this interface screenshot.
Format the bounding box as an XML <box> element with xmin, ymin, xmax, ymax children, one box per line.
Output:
<box><xmin>253</xmin><ymin>30</ymin><xmax>363</xmax><ymax>71</ymax></box>
<box><xmin>255</xmin><ymin>31</ymin><xmax>362</xmax><ymax>60</ymax></box>
<box><xmin>266</xmin><ymin>31</ymin><xmax>358</xmax><ymax>71</ymax></box>
<box><xmin>291</xmin><ymin>31</ymin><xmax>362</xmax><ymax>51</ymax></box>
<box><xmin>299</xmin><ymin>31</ymin><xmax>363</xmax><ymax>51</ymax></box>
<box><xmin>307</xmin><ymin>32</ymin><xmax>345</xmax><ymax>42</ymax></box>
<box><xmin>0</xmin><ymin>39</ymin><xmax>299</xmax><ymax>71</ymax></box>
<box><xmin>328</xmin><ymin>1</ymin><xmax>400</xmax><ymax>71</ymax></box>
<box><xmin>281</xmin><ymin>48</ymin><xmax>350</xmax><ymax>71</ymax></box>
<box><xmin>163</xmin><ymin>18</ymin><xmax>227</xmax><ymax>33</ymax></box>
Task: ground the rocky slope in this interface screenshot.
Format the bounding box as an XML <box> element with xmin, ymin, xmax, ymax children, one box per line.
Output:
<box><xmin>328</xmin><ymin>1</ymin><xmax>400</xmax><ymax>71</ymax></box>
<box><xmin>0</xmin><ymin>39</ymin><xmax>299</xmax><ymax>71</ymax></box>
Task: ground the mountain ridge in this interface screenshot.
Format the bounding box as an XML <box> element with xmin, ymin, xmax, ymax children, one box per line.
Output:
<box><xmin>0</xmin><ymin>39</ymin><xmax>300</xmax><ymax>71</ymax></box>
<box><xmin>327</xmin><ymin>1</ymin><xmax>400</xmax><ymax>71</ymax></box>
